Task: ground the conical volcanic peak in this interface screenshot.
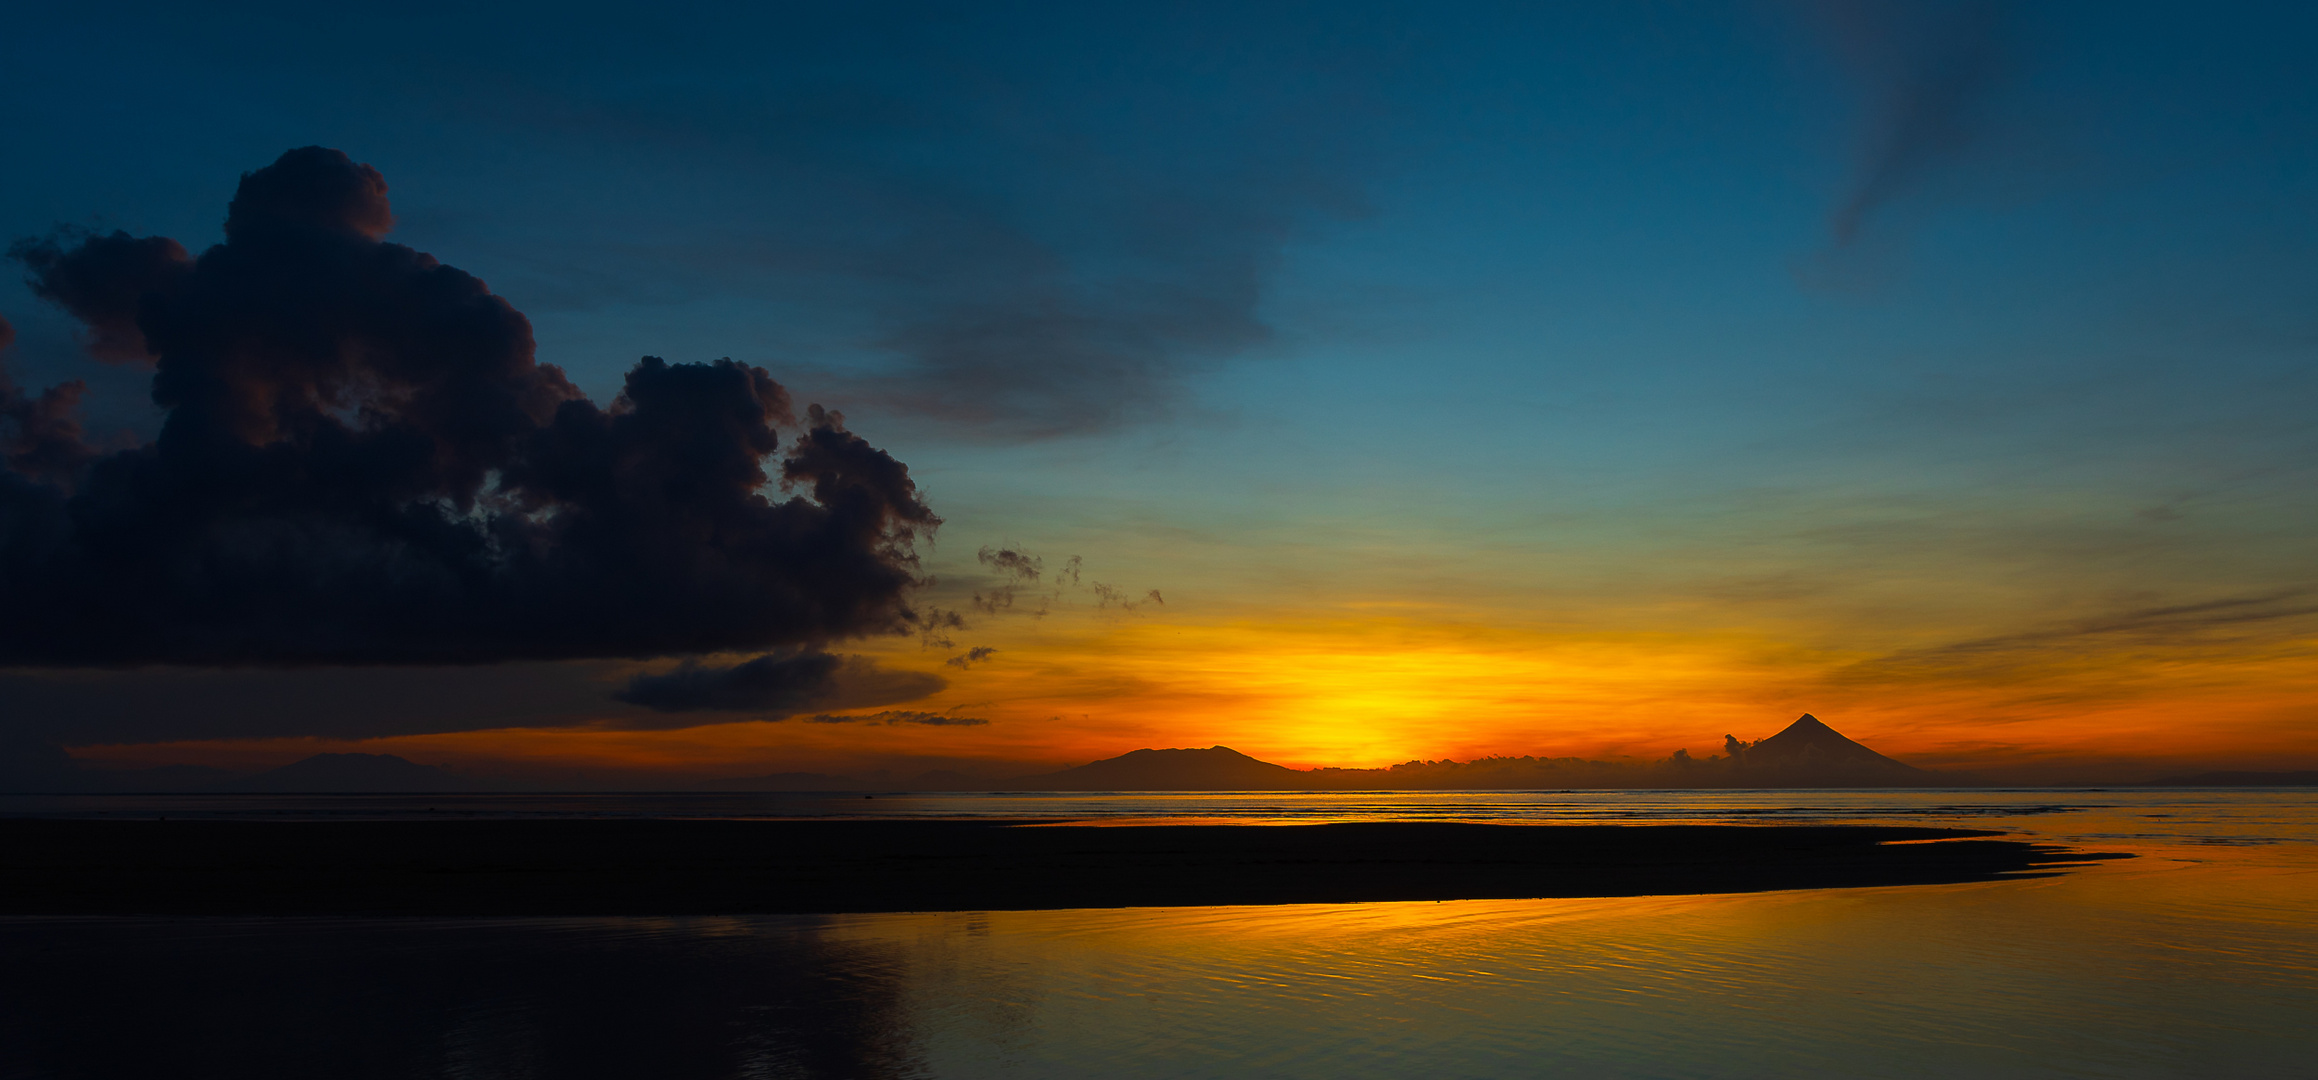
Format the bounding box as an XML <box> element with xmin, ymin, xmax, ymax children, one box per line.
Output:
<box><xmin>1785</xmin><ymin>714</ymin><xmax>1835</xmax><ymax>735</ymax></box>
<box><xmin>1744</xmin><ymin>714</ymin><xmax>1921</xmax><ymax>774</ymax></box>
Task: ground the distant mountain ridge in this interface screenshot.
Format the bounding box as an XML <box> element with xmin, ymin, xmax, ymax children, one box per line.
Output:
<box><xmin>1008</xmin><ymin>747</ymin><xmax>1307</xmax><ymax>791</ymax></box>
<box><xmin>1004</xmin><ymin>715</ymin><xmax>1951</xmax><ymax>791</ymax></box>
<box><xmin>12</xmin><ymin>716</ymin><xmax>2148</xmax><ymax>794</ymax></box>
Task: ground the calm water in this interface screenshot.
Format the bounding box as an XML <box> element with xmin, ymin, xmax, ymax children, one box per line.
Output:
<box><xmin>3</xmin><ymin>789</ymin><xmax>2313</xmax><ymax>1078</ymax></box>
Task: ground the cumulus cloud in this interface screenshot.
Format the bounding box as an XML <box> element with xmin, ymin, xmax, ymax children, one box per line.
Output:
<box><xmin>0</xmin><ymin>147</ymin><xmax>939</xmax><ymax>668</ymax></box>
<box><xmin>0</xmin><ymin>316</ymin><xmax>99</xmax><ymax>484</ymax></box>
<box><xmin>10</xmin><ymin>230</ymin><xmax>194</xmax><ymax>361</ymax></box>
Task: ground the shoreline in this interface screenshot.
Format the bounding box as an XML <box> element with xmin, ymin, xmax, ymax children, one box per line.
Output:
<box><xmin>0</xmin><ymin>820</ymin><xmax>2128</xmax><ymax>916</ymax></box>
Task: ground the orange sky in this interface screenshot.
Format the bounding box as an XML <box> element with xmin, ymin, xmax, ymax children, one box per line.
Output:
<box><xmin>13</xmin><ymin>0</ymin><xmax>2318</xmax><ymax>792</ymax></box>
<box><xmin>73</xmin><ymin>580</ymin><xmax>2318</xmax><ymax>783</ymax></box>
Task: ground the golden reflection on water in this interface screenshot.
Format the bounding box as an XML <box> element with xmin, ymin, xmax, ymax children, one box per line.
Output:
<box><xmin>1</xmin><ymin>791</ymin><xmax>2310</xmax><ymax>1079</ymax></box>
<box><xmin>808</xmin><ymin>800</ymin><xmax>2318</xmax><ymax>1079</ymax></box>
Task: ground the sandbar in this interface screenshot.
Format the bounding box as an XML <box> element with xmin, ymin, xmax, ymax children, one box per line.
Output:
<box><xmin>0</xmin><ymin>819</ymin><xmax>2126</xmax><ymax>916</ymax></box>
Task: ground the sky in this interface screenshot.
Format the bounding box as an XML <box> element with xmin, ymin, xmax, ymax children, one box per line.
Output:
<box><xmin>3</xmin><ymin>0</ymin><xmax>2316</xmax><ymax>785</ymax></box>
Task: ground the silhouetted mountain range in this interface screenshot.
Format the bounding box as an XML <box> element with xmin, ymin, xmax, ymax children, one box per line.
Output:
<box><xmin>1009</xmin><ymin>747</ymin><xmax>1309</xmax><ymax>790</ymax></box>
<box><xmin>7</xmin><ymin>716</ymin><xmax>2298</xmax><ymax>793</ymax></box>
<box><xmin>1001</xmin><ymin>715</ymin><xmax>1953</xmax><ymax>790</ymax></box>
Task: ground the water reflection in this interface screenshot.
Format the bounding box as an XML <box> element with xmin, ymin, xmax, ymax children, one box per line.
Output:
<box><xmin>2</xmin><ymin>791</ymin><xmax>2313</xmax><ymax>1079</ymax></box>
<box><xmin>0</xmin><ymin>788</ymin><xmax>2179</xmax><ymax>824</ymax></box>
<box><xmin>0</xmin><ymin>918</ymin><xmax>923</xmax><ymax>1080</ymax></box>
<box><xmin>854</xmin><ymin>842</ymin><xmax>2317</xmax><ymax>1079</ymax></box>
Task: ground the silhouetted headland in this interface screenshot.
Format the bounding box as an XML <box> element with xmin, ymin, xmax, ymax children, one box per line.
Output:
<box><xmin>0</xmin><ymin>820</ymin><xmax>2124</xmax><ymax>916</ymax></box>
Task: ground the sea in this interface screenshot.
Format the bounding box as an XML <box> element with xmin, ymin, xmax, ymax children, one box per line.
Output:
<box><xmin>1</xmin><ymin>788</ymin><xmax>2312</xmax><ymax>1079</ymax></box>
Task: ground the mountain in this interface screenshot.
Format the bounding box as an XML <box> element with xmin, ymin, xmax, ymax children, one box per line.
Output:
<box><xmin>1733</xmin><ymin>714</ymin><xmax>1929</xmax><ymax>784</ymax></box>
<box><xmin>233</xmin><ymin>753</ymin><xmax>474</xmax><ymax>793</ymax></box>
<box><xmin>1008</xmin><ymin>746</ymin><xmax>1314</xmax><ymax>791</ymax></box>
<box><xmin>1013</xmin><ymin>721</ymin><xmax>1945</xmax><ymax>792</ymax></box>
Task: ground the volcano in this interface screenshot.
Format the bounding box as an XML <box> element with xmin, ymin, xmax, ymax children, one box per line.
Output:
<box><xmin>1736</xmin><ymin>715</ymin><xmax>1926</xmax><ymax>782</ymax></box>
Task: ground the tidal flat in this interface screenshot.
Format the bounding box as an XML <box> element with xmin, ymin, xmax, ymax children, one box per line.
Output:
<box><xmin>0</xmin><ymin>819</ymin><xmax>2118</xmax><ymax>916</ymax></box>
<box><xmin>0</xmin><ymin>789</ymin><xmax>2311</xmax><ymax>1078</ymax></box>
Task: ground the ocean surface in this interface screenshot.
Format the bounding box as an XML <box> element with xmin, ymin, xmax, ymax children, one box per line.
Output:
<box><xmin>2</xmin><ymin>788</ymin><xmax>2312</xmax><ymax>1079</ymax></box>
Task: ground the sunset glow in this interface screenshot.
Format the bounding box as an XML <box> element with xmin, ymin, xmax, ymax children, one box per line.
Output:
<box><xmin>5</xmin><ymin>3</ymin><xmax>2316</xmax><ymax>789</ymax></box>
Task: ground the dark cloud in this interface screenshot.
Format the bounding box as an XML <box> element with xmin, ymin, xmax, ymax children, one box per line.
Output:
<box><xmin>0</xmin><ymin>316</ymin><xmax>99</xmax><ymax>484</ymax></box>
<box><xmin>958</xmin><ymin>547</ymin><xmax>1163</xmax><ymax>624</ymax></box>
<box><xmin>968</xmin><ymin>589</ymin><xmax>1026</xmax><ymax>617</ymax></box>
<box><xmin>1093</xmin><ymin>584</ymin><xmax>1164</xmax><ymax>611</ymax></box>
<box><xmin>609</xmin><ymin>651</ymin><xmax>947</xmax><ymax>729</ymax></box>
<box><xmin>971</xmin><ymin>545</ymin><xmax>1053</xmax><ymax>617</ymax></box>
<box><xmin>724</xmin><ymin>24</ymin><xmax>1376</xmax><ymax>441</ymax></box>
<box><xmin>946</xmin><ymin>646</ymin><xmax>997</xmax><ymax>670</ymax></box>
<box><xmin>847</xmin><ymin>260</ymin><xmax>1272</xmax><ymax>439</ymax></box>
<box><xmin>1996</xmin><ymin>592</ymin><xmax>2318</xmax><ymax>644</ymax></box>
<box><xmin>0</xmin><ymin>663</ymin><xmax>639</xmax><ymax>743</ymax></box>
<box><xmin>8</xmin><ymin>231</ymin><xmax>193</xmax><ymax>361</ymax></box>
<box><xmin>1904</xmin><ymin>592</ymin><xmax>2318</xmax><ymax>660</ymax></box>
<box><xmin>978</xmin><ymin>546</ymin><xmax>1042</xmax><ymax>581</ymax></box>
<box><xmin>397</xmin><ymin>8</ymin><xmax>1379</xmax><ymax>440</ymax></box>
<box><xmin>1826</xmin><ymin>591</ymin><xmax>2318</xmax><ymax>690</ymax></box>
<box><xmin>913</xmin><ymin>606</ymin><xmax>968</xmax><ymax>649</ymax></box>
<box><xmin>1812</xmin><ymin>0</ymin><xmax>2014</xmax><ymax>245</ymax></box>
<box><xmin>0</xmin><ymin>147</ymin><xmax>938</xmax><ymax>668</ymax></box>
<box><xmin>802</xmin><ymin>710</ymin><xmax>988</xmax><ymax>727</ymax></box>
<box><xmin>614</xmin><ymin>649</ymin><xmax>844</xmax><ymax>714</ymax></box>
<box><xmin>0</xmin><ymin>651</ymin><xmax>949</xmax><ymax>743</ymax></box>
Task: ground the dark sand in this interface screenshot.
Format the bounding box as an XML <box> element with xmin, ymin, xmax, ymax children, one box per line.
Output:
<box><xmin>0</xmin><ymin>820</ymin><xmax>2126</xmax><ymax>916</ymax></box>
